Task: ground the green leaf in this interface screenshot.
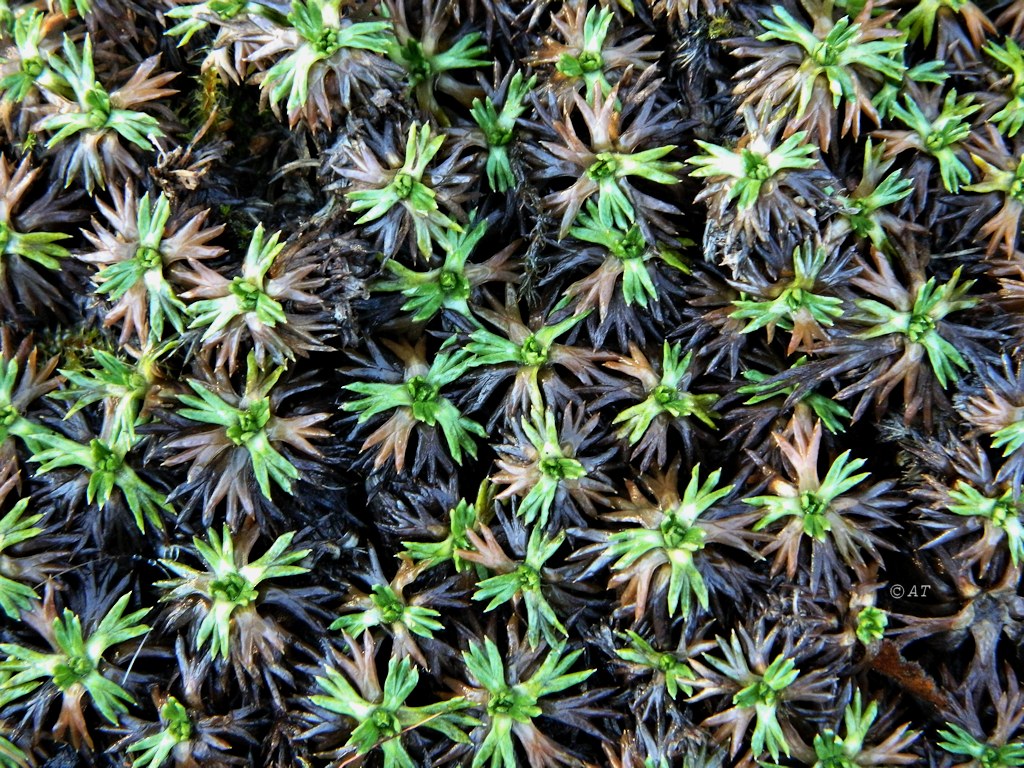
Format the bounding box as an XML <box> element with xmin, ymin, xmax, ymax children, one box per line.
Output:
<box><xmin>127</xmin><ymin>696</ymin><xmax>192</xmax><ymax>768</ymax></box>
<box><xmin>938</xmin><ymin>723</ymin><xmax>1024</xmax><ymax>767</ymax></box>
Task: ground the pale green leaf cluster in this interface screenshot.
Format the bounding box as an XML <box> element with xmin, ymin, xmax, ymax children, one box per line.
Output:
<box><xmin>946</xmin><ymin>482</ymin><xmax>1024</xmax><ymax>565</ymax></box>
<box><xmin>899</xmin><ymin>0</ymin><xmax>972</xmax><ymax>47</ymax></box>
<box><xmin>54</xmin><ymin>344</ymin><xmax>172</xmax><ymax>444</ymax></box>
<box><xmin>0</xmin><ymin>594</ymin><xmax>149</xmax><ymax>726</ymax></box>
<box><xmin>463</xmin><ymin>638</ymin><xmax>592</xmax><ymax>768</ymax></box>
<box><xmin>811</xmin><ymin>690</ymin><xmax>914</xmax><ymax>768</ymax></box>
<box><xmin>889</xmin><ymin>89</ymin><xmax>979</xmax><ymax>192</ymax></box>
<box><xmin>26</xmin><ymin>432</ymin><xmax>171</xmax><ymax>532</ymax></box>
<box><xmin>984</xmin><ymin>38</ymin><xmax>1024</xmax><ymax>138</ymax></box>
<box><xmin>126</xmin><ymin>697</ymin><xmax>193</xmax><ymax>768</ymax></box>
<box><xmin>388</xmin><ymin>29</ymin><xmax>490</xmax><ymax>89</ymax></box>
<box><xmin>344</xmin><ymin>347</ymin><xmax>486</xmax><ymax>465</ymax></box>
<box><xmin>330</xmin><ymin>583</ymin><xmax>443</xmax><ymax>640</ymax></box>
<box><xmin>554</xmin><ymin>7</ymin><xmax>615</xmax><ymax>95</ymax></box>
<box><xmin>605</xmin><ymin>465</ymin><xmax>732</xmax><ymax>616</ymax></box>
<box><xmin>0</xmin><ymin>10</ymin><xmax>64</xmax><ymax>103</ymax></box>
<box><xmin>965</xmin><ymin>153</ymin><xmax>1024</xmax><ymax>202</ymax></box>
<box><xmin>177</xmin><ymin>354</ymin><xmax>300</xmax><ymax>498</ymax></box>
<box><xmin>585</xmin><ymin>144</ymin><xmax>682</xmax><ymax>231</ymax></box>
<box><xmin>738</xmin><ymin>360</ymin><xmax>851</xmax><ymax>434</ymax></box>
<box><xmin>158</xmin><ymin>526</ymin><xmax>309</xmax><ymax>659</ymax></box>
<box><xmin>0</xmin><ymin>497</ymin><xmax>44</xmax><ymax>619</ymax></box>
<box><xmin>505</xmin><ymin>409</ymin><xmax>588</xmax><ymax>529</ymax></box>
<box><xmin>470</xmin><ymin>72</ymin><xmax>536</xmax><ymax>191</ymax></box>
<box><xmin>0</xmin><ymin>217</ymin><xmax>71</xmax><ymax>274</ymax></box>
<box><xmin>468</xmin><ymin>312</ymin><xmax>587</xmax><ymax>370</ymax></box>
<box><xmin>38</xmin><ymin>36</ymin><xmax>164</xmax><ymax>189</ymax></box>
<box><xmin>992</xmin><ymin>420</ymin><xmax>1024</xmax><ymax>460</ymax></box>
<box><xmin>717</xmin><ymin>648</ymin><xmax>799</xmax><ymax>761</ymax></box>
<box><xmin>263</xmin><ymin>0</ymin><xmax>392</xmax><ymax>114</ymax></box>
<box><xmin>188</xmin><ymin>224</ymin><xmax>287</xmax><ymax>339</ymax></box>
<box><xmin>312</xmin><ymin>654</ymin><xmax>477</xmax><ymax>768</ymax></box>
<box><xmin>473</xmin><ymin>526</ymin><xmax>566</xmax><ymax>648</ymax></box>
<box><xmin>854</xmin><ymin>267</ymin><xmax>977</xmax><ymax>387</ymax></box>
<box><xmin>613</xmin><ymin>342</ymin><xmax>719</xmax><ymax>446</ymax></box>
<box><xmin>730</xmin><ymin>243</ymin><xmax>844</xmax><ymax>339</ymax></box>
<box><xmin>165</xmin><ymin>0</ymin><xmax>263</xmax><ymax>47</ymax></box>
<box><xmin>745</xmin><ymin>451</ymin><xmax>870</xmax><ymax>540</ymax></box>
<box><xmin>95</xmin><ymin>193</ymin><xmax>187</xmax><ymax>341</ymax></box>
<box><xmin>0</xmin><ymin>358</ymin><xmax>56</xmax><ymax>451</ymax></box>
<box><xmin>938</xmin><ymin>723</ymin><xmax>1024</xmax><ymax>768</ymax></box>
<box><xmin>758</xmin><ymin>6</ymin><xmax>907</xmax><ymax>114</ymax></box>
<box><xmin>837</xmin><ymin>141</ymin><xmax>913</xmax><ymax>252</ymax></box>
<box><xmin>568</xmin><ymin>202</ymin><xmax>690</xmax><ymax>310</ymax></box>
<box><xmin>615</xmin><ymin>630</ymin><xmax>696</xmax><ymax>699</ymax></box>
<box><xmin>855</xmin><ymin>606</ymin><xmax>888</xmax><ymax>645</ymax></box>
<box><xmin>346</xmin><ymin>123</ymin><xmax>462</xmax><ymax>258</ymax></box>
<box><xmin>376</xmin><ymin>219</ymin><xmax>486</xmax><ymax>322</ymax></box>
<box><xmin>689</xmin><ymin>133</ymin><xmax>817</xmax><ymax>209</ymax></box>
<box><xmin>402</xmin><ymin>485</ymin><xmax>488</xmax><ymax>573</ymax></box>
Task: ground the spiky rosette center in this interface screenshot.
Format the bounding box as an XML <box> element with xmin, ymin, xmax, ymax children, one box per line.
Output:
<box><xmin>486</xmin><ymin>686</ymin><xmax>536</xmax><ymax>721</ymax></box>
<box><xmin>924</xmin><ymin>128</ymin><xmax>955</xmax><ymax>152</ymax></box>
<box><xmin>513</xmin><ymin>564</ymin><xmax>541</xmax><ymax>591</ymax></box>
<box><xmin>799</xmin><ymin>491</ymin><xmax>831</xmax><ymax>539</ymax></box>
<box><xmin>615</xmin><ymin>225</ymin><xmax>647</xmax><ymax>260</ymax></box>
<box><xmin>735</xmin><ymin>679</ymin><xmax>780</xmax><ymax>708</ymax></box>
<box><xmin>1009</xmin><ymin>164</ymin><xmax>1024</xmax><ymax>202</ymax></box>
<box><xmin>406</xmin><ymin>375</ymin><xmax>438</xmax><ymax>404</ymax></box>
<box><xmin>370</xmin><ymin>585</ymin><xmax>406</xmax><ymax>624</ymax></box>
<box><xmin>587</xmin><ymin>153</ymin><xmax>620</xmax><ymax>180</ymax></box>
<box><xmin>991</xmin><ymin>497</ymin><xmax>1017</xmax><ymax>531</ymax></box>
<box><xmin>575</xmin><ymin>51</ymin><xmax>603</xmax><ymax>73</ymax></box>
<box><xmin>226</xmin><ymin>401</ymin><xmax>271</xmax><ymax>445</ymax></box>
<box><xmin>371</xmin><ymin>708</ymin><xmax>402</xmax><ymax>738</ymax></box>
<box><xmin>906</xmin><ymin>312</ymin><xmax>936</xmax><ymax>342</ymax></box>
<box><xmin>659</xmin><ymin>512</ymin><xmax>706</xmax><ymax>551</ymax></box>
<box><xmin>85</xmin><ymin>86</ymin><xmax>112</xmax><ymax>128</ymax></box>
<box><xmin>53</xmin><ymin>655</ymin><xmax>94</xmax><ymax>689</ymax></box>
<box><xmin>393</xmin><ymin>173</ymin><xmax>416</xmax><ymax>200</ymax></box>
<box><xmin>21</xmin><ymin>57</ymin><xmax>43</xmax><ymax>77</ymax></box>
<box><xmin>314</xmin><ymin>28</ymin><xmax>342</xmax><ymax>56</ymax></box>
<box><xmin>163</xmin><ymin>698</ymin><xmax>193</xmax><ymax>741</ymax></box>
<box><xmin>742</xmin><ymin>150</ymin><xmax>772</xmax><ymax>181</ymax></box>
<box><xmin>0</xmin><ymin>404</ymin><xmax>17</xmax><ymax>427</ymax></box>
<box><xmin>230</xmin><ymin>278</ymin><xmax>268</xmax><ymax>313</ymax></box>
<box><xmin>135</xmin><ymin>245</ymin><xmax>162</xmax><ymax>271</ymax></box>
<box><xmin>655</xmin><ymin>652</ymin><xmax>678</xmax><ymax>672</ymax></box>
<box><xmin>784</xmin><ymin>287</ymin><xmax>809</xmax><ymax>310</ymax></box>
<box><xmin>210</xmin><ymin>572</ymin><xmax>257</xmax><ymax>606</ymax></box>
<box><xmin>856</xmin><ymin>606</ymin><xmax>888</xmax><ymax>644</ymax></box>
<box><xmin>980</xmin><ymin>746</ymin><xmax>1008</xmax><ymax>768</ymax></box>
<box><xmin>488</xmin><ymin>690</ymin><xmax>515</xmax><ymax>714</ymax></box>
<box><xmin>401</xmin><ymin>40</ymin><xmax>434</xmax><ymax>84</ymax></box>
<box><xmin>438</xmin><ymin>269</ymin><xmax>469</xmax><ymax>297</ymax></box>
<box><xmin>653</xmin><ymin>384</ymin><xmax>677</xmax><ymax>406</ymax></box>
<box><xmin>539</xmin><ymin>454</ymin><xmax>585</xmax><ymax>480</ymax></box>
<box><xmin>519</xmin><ymin>335</ymin><xmax>548</xmax><ymax>367</ymax></box>
<box><xmin>579</xmin><ymin>51</ymin><xmax>602</xmax><ymax>71</ymax></box>
<box><xmin>91</xmin><ymin>439</ymin><xmax>123</xmax><ymax>473</ymax></box>
<box><xmin>811</xmin><ymin>40</ymin><xmax>842</xmax><ymax>67</ymax></box>
<box><xmin>486</xmin><ymin>125</ymin><xmax>514</xmax><ymax>147</ymax></box>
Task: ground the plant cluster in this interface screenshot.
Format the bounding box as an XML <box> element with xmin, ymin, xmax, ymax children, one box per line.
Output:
<box><xmin>0</xmin><ymin>0</ymin><xmax>1023</xmax><ymax>766</ymax></box>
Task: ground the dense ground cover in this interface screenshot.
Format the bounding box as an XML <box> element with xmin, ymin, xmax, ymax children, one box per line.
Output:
<box><xmin>1</xmin><ymin>0</ymin><xmax>1024</xmax><ymax>765</ymax></box>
